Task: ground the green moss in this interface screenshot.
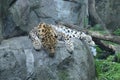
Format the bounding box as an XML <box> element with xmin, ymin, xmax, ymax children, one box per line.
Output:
<box><xmin>90</xmin><ymin>24</ymin><xmax>103</xmax><ymax>31</ymax></box>
<box><xmin>115</xmin><ymin>53</ymin><xmax>120</xmax><ymax>63</ymax></box>
<box><xmin>95</xmin><ymin>46</ymin><xmax>104</xmax><ymax>58</ymax></box>
<box><xmin>95</xmin><ymin>59</ymin><xmax>120</xmax><ymax>80</ymax></box>
<box><xmin>84</xmin><ymin>17</ymin><xmax>88</xmax><ymax>27</ymax></box>
<box><xmin>103</xmin><ymin>41</ymin><xmax>118</xmax><ymax>46</ymax></box>
<box><xmin>90</xmin><ymin>24</ymin><xmax>109</xmax><ymax>35</ymax></box>
<box><xmin>96</xmin><ymin>46</ymin><xmax>103</xmax><ymax>53</ymax></box>
<box><xmin>106</xmin><ymin>55</ymin><xmax>114</xmax><ymax>62</ymax></box>
<box><xmin>58</xmin><ymin>70</ymin><xmax>69</xmax><ymax>80</ymax></box>
<box><xmin>113</xmin><ymin>28</ymin><xmax>120</xmax><ymax>36</ymax></box>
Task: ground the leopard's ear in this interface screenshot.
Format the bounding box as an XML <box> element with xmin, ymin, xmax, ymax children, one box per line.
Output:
<box><xmin>38</xmin><ymin>22</ymin><xmax>46</xmax><ymax>29</ymax></box>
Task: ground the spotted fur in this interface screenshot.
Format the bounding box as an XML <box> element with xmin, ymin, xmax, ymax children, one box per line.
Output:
<box><xmin>29</xmin><ymin>22</ymin><xmax>97</xmax><ymax>57</ymax></box>
<box><xmin>29</xmin><ymin>23</ymin><xmax>57</xmax><ymax>57</ymax></box>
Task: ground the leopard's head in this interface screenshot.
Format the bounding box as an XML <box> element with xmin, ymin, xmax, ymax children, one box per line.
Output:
<box><xmin>37</xmin><ymin>22</ymin><xmax>58</xmax><ymax>57</ymax></box>
<box><xmin>36</xmin><ymin>22</ymin><xmax>47</xmax><ymax>38</ymax></box>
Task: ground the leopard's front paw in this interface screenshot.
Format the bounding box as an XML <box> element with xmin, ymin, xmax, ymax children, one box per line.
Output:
<box><xmin>32</xmin><ymin>40</ymin><xmax>42</xmax><ymax>51</ymax></box>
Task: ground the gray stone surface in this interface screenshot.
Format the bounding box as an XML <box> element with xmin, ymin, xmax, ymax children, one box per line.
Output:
<box><xmin>0</xmin><ymin>36</ymin><xmax>95</xmax><ymax>80</ymax></box>
<box><xmin>9</xmin><ymin>0</ymin><xmax>81</xmax><ymax>31</ymax></box>
<box><xmin>1</xmin><ymin>0</ymin><xmax>120</xmax><ymax>38</ymax></box>
<box><xmin>1</xmin><ymin>0</ymin><xmax>82</xmax><ymax>38</ymax></box>
<box><xmin>96</xmin><ymin>0</ymin><xmax>120</xmax><ymax>30</ymax></box>
<box><xmin>1</xmin><ymin>0</ymin><xmax>26</xmax><ymax>39</ymax></box>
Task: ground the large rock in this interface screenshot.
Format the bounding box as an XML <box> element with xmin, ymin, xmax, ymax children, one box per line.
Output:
<box><xmin>0</xmin><ymin>0</ymin><xmax>27</xmax><ymax>39</ymax></box>
<box><xmin>0</xmin><ymin>36</ymin><xmax>95</xmax><ymax>80</ymax></box>
<box><xmin>9</xmin><ymin>0</ymin><xmax>81</xmax><ymax>31</ymax></box>
<box><xmin>1</xmin><ymin>0</ymin><xmax>82</xmax><ymax>38</ymax></box>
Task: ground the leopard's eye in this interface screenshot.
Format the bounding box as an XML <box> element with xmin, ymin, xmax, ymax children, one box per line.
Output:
<box><xmin>42</xmin><ymin>29</ymin><xmax>44</xmax><ymax>32</ymax></box>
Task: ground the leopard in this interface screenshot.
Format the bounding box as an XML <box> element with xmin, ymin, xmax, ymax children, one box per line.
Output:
<box><xmin>29</xmin><ymin>22</ymin><xmax>97</xmax><ymax>57</ymax></box>
<box><xmin>29</xmin><ymin>23</ymin><xmax>57</xmax><ymax>57</ymax></box>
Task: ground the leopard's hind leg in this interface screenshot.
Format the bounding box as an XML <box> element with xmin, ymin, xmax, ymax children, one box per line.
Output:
<box><xmin>64</xmin><ymin>35</ymin><xmax>74</xmax><ymax>53</ymax></box>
